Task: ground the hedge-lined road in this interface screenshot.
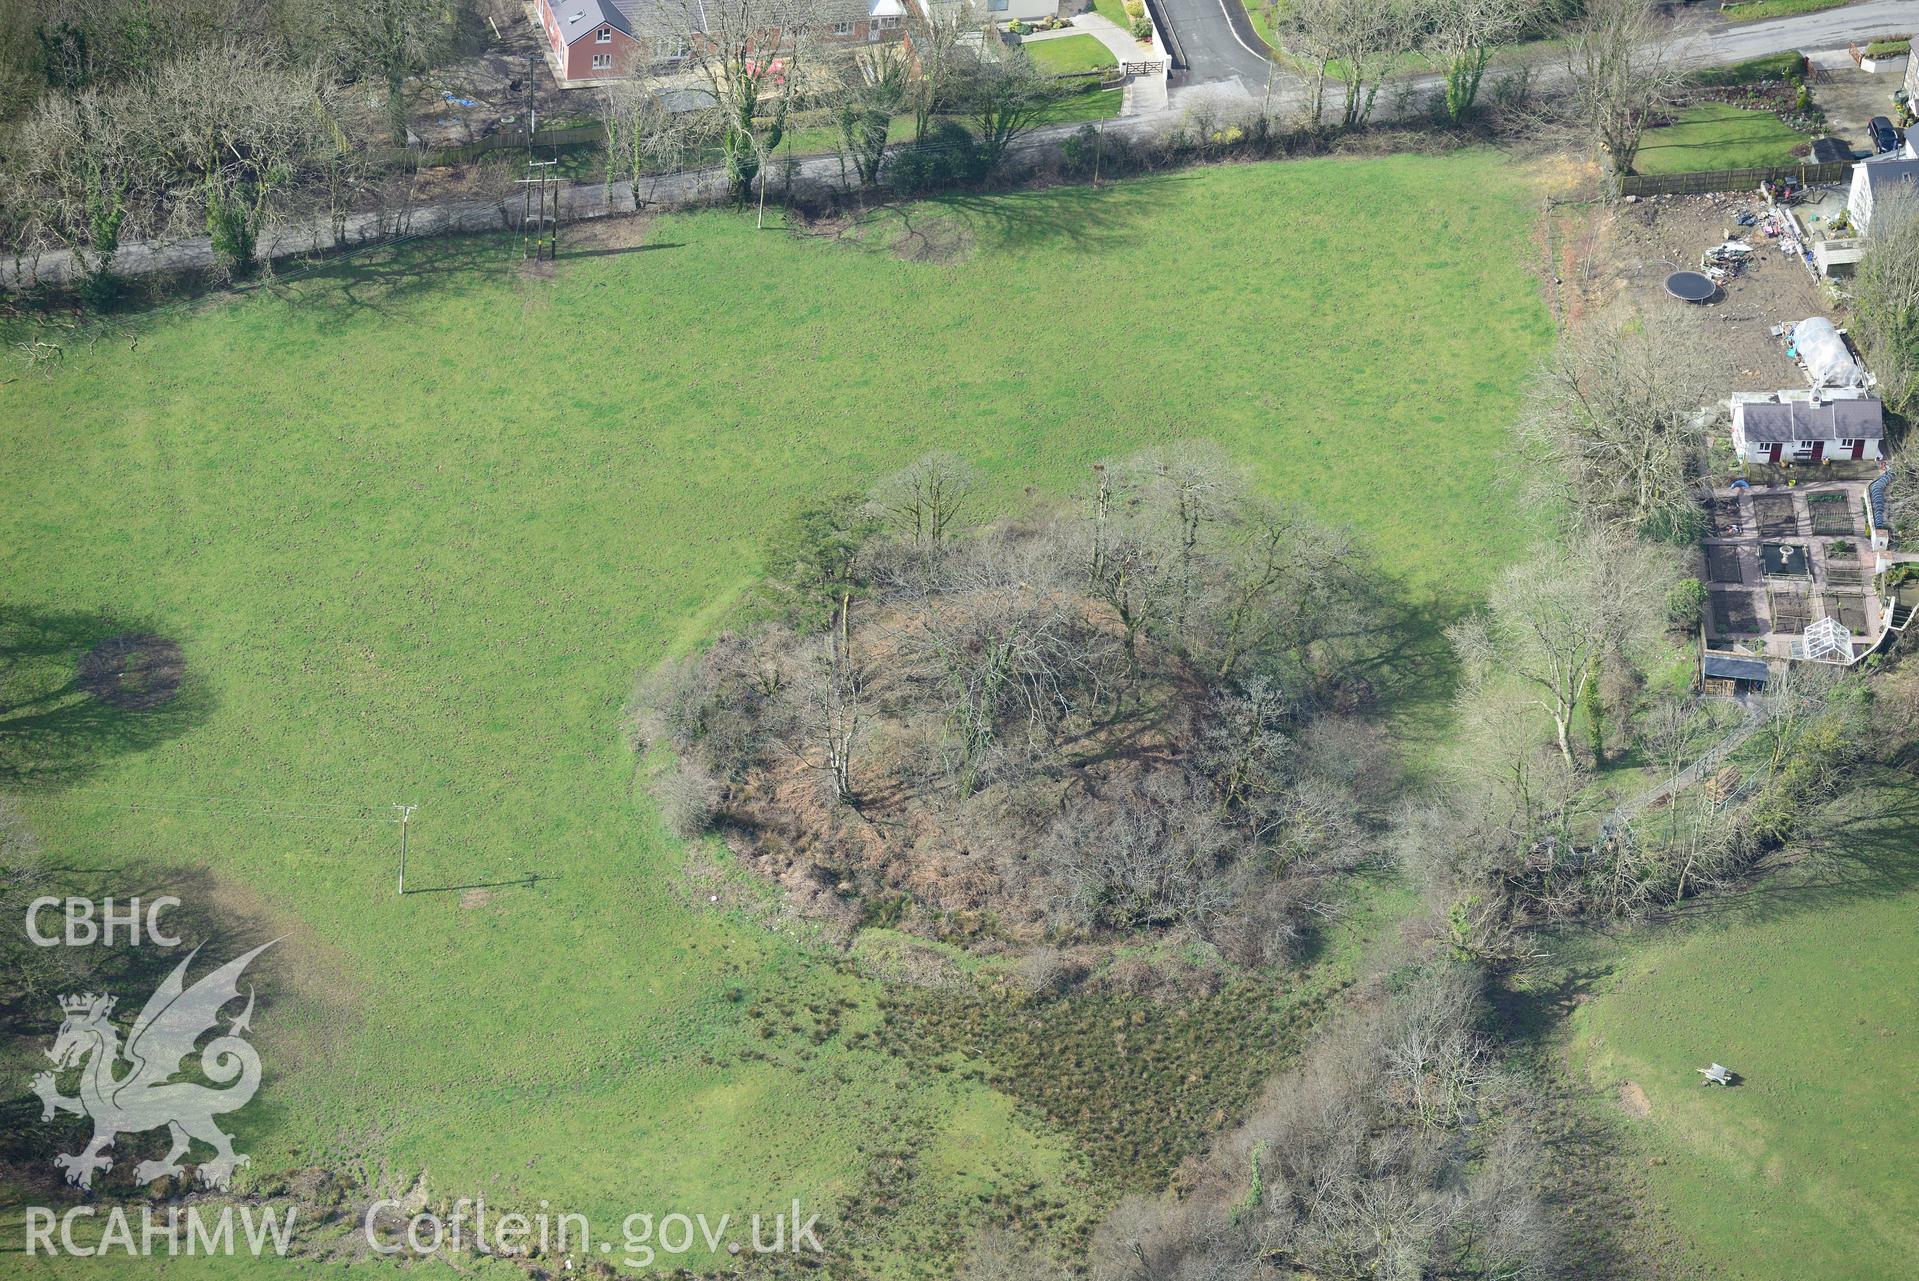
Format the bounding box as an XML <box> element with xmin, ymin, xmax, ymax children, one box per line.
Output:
<box><xmin>5</xmin><ymin>0</ymin><xmax>1907</xmax><ymax>290</ymax></box>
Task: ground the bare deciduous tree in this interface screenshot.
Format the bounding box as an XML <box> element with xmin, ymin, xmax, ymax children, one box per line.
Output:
<box><xmin>907</xmin><ymin>0</ymin><xmax>977</xmax><ymax>140</ymax></box>
<box><xmin>5</xmin><ymin>85</ymin><xmax>143</xmax><ymax>302</ymax></box>
<box><xmin>1521</xmin><ymin>311</ymin><xmax>1723</xmax><ymax>542</ymax></box>
<box><xmin>599</xmin><ymin>78</ymin><xmax>705</xmax><ymax>210</ymax></box>
<box><xmin>1449</xmin><ymin>533</ymin><xmax>1674</xmax><ymax>766</ymax></box>
<box><xmin>321</xmin><ymin>0</ymin><xmax>454</xmax><ymax>144</ymax></box>
<box><xmin>1283</xmin><ymin>0</ymin><xmax>1421</xmax><ymax>129</ymax></box>
<box><xmin>1424</xmin><ymin>0</ymin><xmax>1536</xmax><ymax>125</ymax></box>
<box><xmin>141</xmin><ymin>44</ymin><xmax>339</xmax><ymax>276</ymax></box>
<box><xmin>837</xmin><ymin>44</ymin><xmax>911</xmax><ymax>188</ymax></box>
<box><xmin>871</xmin><ymin>451</ymin><xmax>975</xmax><ymax>548</ymax></box>
<box><xmin>662</xmin><ymin>0</ymin><xmax>823</xmax><ymax>204</ymax></box>
<box><xmin>1850</xmin><ymin>189</ymin><xmax>1919</xmax><ymax>416</ymax></box>
<box><xmin>1092</xmin><ymin>961</ymin><xmax>1554</xmax><ymax>1281</ymax></box>
<box><xmin>1563</xmin><ymin>0</ymin><xmax>1689</xmax><ymax>179</ymax></box>
<box><xmin>962</xmin><ymin>40</ymin><xmax>1054</xmax><ymax>175</ymax></box>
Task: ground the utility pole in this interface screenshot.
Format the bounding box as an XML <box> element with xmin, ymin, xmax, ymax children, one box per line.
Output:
<box><xmin>520</xmin><ymin>161</ymin><xmax>560</xmax><ymax>259</ymax></box>
<box><xmin>516</xmin><ymin>51</ymin><xmax>558</xmax><ymax>261</ymax></box>
<box><xmin>392</xmin><ymin>803</ymin><xmax>416</xmax><ymax>895</ymax></box>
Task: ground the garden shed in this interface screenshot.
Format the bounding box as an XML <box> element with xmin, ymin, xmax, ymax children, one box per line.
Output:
<box><xmin>1703</xmin><ymin>653</ymin><xmax>1770</xmax><ymax>697</ymax></box>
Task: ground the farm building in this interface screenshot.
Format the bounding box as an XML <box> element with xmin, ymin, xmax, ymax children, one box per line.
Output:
<box><xmin>1729</xmin><ymin>392</ymin><xmax>1885</xmax><ymax>466</ymax></box>
<box><xmin>536</xmin><ymin>0</ymin><xmax>912</xmax><ymax>82</ymax></box>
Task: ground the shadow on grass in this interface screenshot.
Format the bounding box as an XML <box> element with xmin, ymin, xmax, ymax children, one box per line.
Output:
<box><xmin>280</xmin><ymin>232</ymin><xmax>523</xmax><ymax>323</ymax></box>
<box><xmin>0</xmin><ymin>607</ymin><xmax>214</xmax><ymax>791</ymax></box>
<box><xmin>0</xmin><ymin>863</ymin><xmax>279</xmax><ymax>1199</ymax></box>
<box><xmin>902</xmin><ymin>170</ymin><xmax>1196</xmax><ymax>257</ymax></box>
<box><xmin>402</xmin><ymin>872</ymin><xmax>552</xmax><ymax>895</ymax></box>
<box><xmin>1653</xmin><ymin>767</ymin><xmax>1919</xmax><ymax>926</ymax></box>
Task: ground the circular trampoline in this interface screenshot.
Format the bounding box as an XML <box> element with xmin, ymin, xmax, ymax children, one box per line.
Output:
<box><xmin>1666</xmin><ymin>270</ymin><xmax>1717</xmax><ymax>303</ymax></box>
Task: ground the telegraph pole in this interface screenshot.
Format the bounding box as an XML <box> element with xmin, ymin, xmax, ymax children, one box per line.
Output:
<box><xmin>393</xmin><ymin>803</ymin><xmax>416</xmax><ymax>895</ymax></box>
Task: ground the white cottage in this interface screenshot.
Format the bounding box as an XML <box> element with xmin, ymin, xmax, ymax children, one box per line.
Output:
<box><xmin>1730</xmin><ymin>392</ymin><xmax>1885</xmax><ymax>466</ymax></box>
<box><xmin>1848</xmin><ymin>146</ymin><xmax>1919</xmax><ymax>234</ymax></box>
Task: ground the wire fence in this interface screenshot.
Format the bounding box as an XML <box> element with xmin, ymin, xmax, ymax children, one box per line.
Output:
<box><xmin>370</xmin><ymin>123</ymin><xmax>606</xmax><ymax>170</ymax></box>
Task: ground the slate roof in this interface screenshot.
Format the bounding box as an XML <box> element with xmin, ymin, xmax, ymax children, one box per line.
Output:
<box><xmin>1703</xmin><ymin>654</ymin><xmax>1770</xmax><ymax>683</ymax></box>
<box><xmin>1858</xmin><ymin>156</ymin><xmax>1919</xmax><ymax>195</ymax></box>
<box><xmin>550</xmin><ymin>0</ymin><xmax>896</xmax><ymax>41</ymax></box>
<box><xmin>1733</xmin><ymin>397</ymin><xmax>1885</xmax><ymax>444</ymax></box>
<box><xmin>550</xmin><ymin>0</ymin><xmax>635</xmax><ymax>41</ymax></box>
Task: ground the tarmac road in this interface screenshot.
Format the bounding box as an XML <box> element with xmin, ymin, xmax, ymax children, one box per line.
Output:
<box><xmin>1153</xmin><ymin>0</ymin><xmax>1272</xmax><ymax>91</ymax></box>
<box><xmin>1165</xmin><ymin>0</ymin><xmax>1919</xmax><ymax>97</ymax></box>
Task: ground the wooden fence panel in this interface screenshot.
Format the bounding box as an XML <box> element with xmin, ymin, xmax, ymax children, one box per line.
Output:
<box><xmin>1617</xmin><ymin>160</ymin><xmax>1853</xmax><ymax>198</ymax></box>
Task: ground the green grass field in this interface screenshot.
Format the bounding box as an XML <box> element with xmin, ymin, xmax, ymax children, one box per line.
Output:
<box><xmin>0</xmin><ymin>153</ymin><xmax>1551</xmax><ymax>1274</ymax></box>
<box><xmin>1635</xmin><ymin>103</ymin><xmax>1808</xmax><ymax>175</ymax></box>
<box><xmin>1026</xmin><ymin>33</ymin><xmax>1119</xmax><ymax>76</ymax></box>
<box><xmin>1719</xmin><ymin>0</ymin><xmax>1856</xmax><ymax>23</ymax></box>
<box><xmin>1572</xmin><ymin>774</ymin><xmax>1919</xmax><ymax>1279</ymax></box>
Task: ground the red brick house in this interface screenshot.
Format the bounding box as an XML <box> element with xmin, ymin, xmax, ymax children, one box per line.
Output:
<box><xmin>535</xmin><ymin>0</ymin><xmax>913</xmax><ymax>84</ymax></box>
<box><xmin>537</xmin><ymin>0</ymin><xmax>647</xmax><ymax>80</ymax></box>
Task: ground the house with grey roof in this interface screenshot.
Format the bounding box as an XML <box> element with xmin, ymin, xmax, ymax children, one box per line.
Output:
<box><xmin>1729</xmin><ymin>391</ymin><xmax>1884</xmax><ymax>467</ymax></box>
<box><xmin>537</xmin><ymin>0</ymin><xmax>913</xmax><ymax>84</ymax></box>
<box><xmin>1846</xmin><ymin>146</ymin><xmax>1919</xmax><ymax>234</ymax></box>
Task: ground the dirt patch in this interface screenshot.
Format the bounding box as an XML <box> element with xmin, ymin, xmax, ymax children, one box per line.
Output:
<box><xmin>459</xmin><ymin>887</ymin><xmax>496</xmax><ymax>910</ymax></box>
<box><xmin>789</xmin><ymin>207</ymin><xmax>978</xmax><ymax>263</ymax></box>
<box><xmin>891</xmin><ymin>213</ymin><xmax>975</xmax><ymax>264</ymax></box>
<box><xmin>565</xmin><ymin>212</ymin><xmax>656</xmax><ymax>253</ymax></box>
<box><xmin>1569</xmin><ymin>191</ymin><xmax>1827</xmax><ymax>391</ymax></box>
<box><xmin>76</xmin><ymin>633</ymin><xmax>184</xmax><ymax>710</ymax></box>
<box><xmin>1619</xmin><ymin>1080</ymin><xmax>1652</xmax><ymax>1119</ymax></box>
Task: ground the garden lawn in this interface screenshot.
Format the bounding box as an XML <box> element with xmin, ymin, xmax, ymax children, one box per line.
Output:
<box><xmin>1092</xmin><ymin>0</ymin><xmax>1134</xmax><ymax>35</ymax></box>
<box><xmin>1572</xmin><ymin>774</ymin><xmax>1919</xmax><ymax>1280</ymax></box>
<box><xmin>1026</xmin><ymin>33</ymin><xmax>1118</xmax><ymax>76</ymax></box>
<box><xmin>1634</xmin><ymin>102</ymin><xmax>1807</xmax><ymax>175</ymax></box>
<box><xmin>0</xmin><ymin>152</ymin><xmax>1551</xmax><ymax>1274</ymax></box>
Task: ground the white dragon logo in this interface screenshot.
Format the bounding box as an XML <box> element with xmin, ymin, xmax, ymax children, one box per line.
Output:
<box><xmin>29</xmin><ymin>940</ymin><xmax>276</xmax><ymax>1192</ymax></box>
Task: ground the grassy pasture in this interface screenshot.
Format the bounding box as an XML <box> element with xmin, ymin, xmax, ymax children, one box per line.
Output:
<box><xmin>1572</xmin><ymin>773</ymin><xmax>1919</xmax><ymax>1280</ymax></box>
<box><xmin>0</xmin><ymin>153</ymin><xmax>1550</xmax><ymax>1274</ymax></box>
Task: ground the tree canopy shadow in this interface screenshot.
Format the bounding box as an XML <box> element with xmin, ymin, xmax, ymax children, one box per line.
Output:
<box><xmin>1651</xmin><ymin>767</ymin><xmax>1919</xmax><ymax>927</ymax></box>
<box><xmin>0</xmin><ymin>862</ymin><xmax>278</xmax><ymax>1194</ymax></box>
<box><xmin>0</xmin><ymin>606</ymin><xmax>215</xmax><ymax>790</ymax></box>
<box><xmin>867</xmin><ymin>170</ymin><xmax>1194</xmax><ymax>259</ymax></box>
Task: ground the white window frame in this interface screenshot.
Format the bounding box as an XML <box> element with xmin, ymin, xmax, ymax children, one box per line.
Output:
<box><xmin>597</xmin><ymin>25</ymin><xmax>612</xmax><ymax>41</ymax></box>
<box><xmin>833</xmin><ymin>19</ymin><xmax>853</xmax><ymax>34</ymax></box>
<box><xmin>591</xmin><ymin>51</ymin><xmax>613</xmax><ymax>68</ymax></box>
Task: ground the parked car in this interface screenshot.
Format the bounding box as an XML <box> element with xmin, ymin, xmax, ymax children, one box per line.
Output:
<box><xmin>1867</xmin><ymin>116</ymin><xmax>1901</xmax><ymax>153</ymax></box>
